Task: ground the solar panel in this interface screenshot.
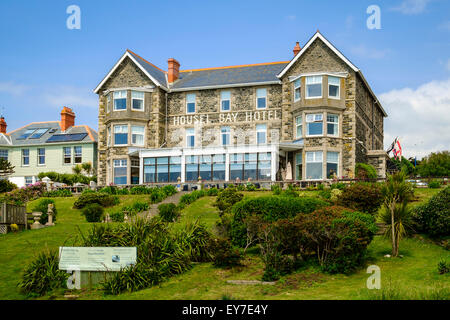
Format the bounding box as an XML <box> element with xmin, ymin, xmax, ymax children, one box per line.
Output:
<box><xmin>46</xmin><ymin>133</ymin><xmax>88</xmax><ymax>143</ymax></box>
<box><xmin>29</xmin><ymin>128</ymin><xmax>49</xmax><ymax>139</ymax></box>
<box><xmin>17</xmin><ymin>129</ymin><xmax>36</xmax><ymax>140</ymax></box>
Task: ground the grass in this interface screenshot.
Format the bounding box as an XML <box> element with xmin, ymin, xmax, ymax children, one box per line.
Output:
<box><xmin>0</xmin><ymin>188</ymin><xmax>448</xmax><ymax>300</ymax></box>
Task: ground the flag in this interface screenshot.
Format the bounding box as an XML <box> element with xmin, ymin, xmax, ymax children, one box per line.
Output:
<box><xmin>387</xmin><ymin>137</ymin><xmax>397</xmax><ymax>154</ymax></box>
<box><xmin>392</xmin><ymin>139</ymin><xmax>402</xmax><ymax>159</ymax></box>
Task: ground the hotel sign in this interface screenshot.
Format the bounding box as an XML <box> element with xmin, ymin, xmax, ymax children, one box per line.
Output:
<box><xmin>172</xmin><ymin>109</ymin><xmax>281</xmax><ymax>126</ymax></box>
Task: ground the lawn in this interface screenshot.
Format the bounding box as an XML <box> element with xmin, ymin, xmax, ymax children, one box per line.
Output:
<box><xmin>0</xmin><ymin>188</ymin><xmax>448</xmax><ymax>300</ymax></box>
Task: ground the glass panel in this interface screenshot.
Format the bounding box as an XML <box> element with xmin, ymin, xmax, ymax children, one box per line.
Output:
<box><xmin>144</xmin><ymin>165</ymin><xmax>156</xmax><ymax>183</ymax></box>
<box><xmin>327</xmin><ymin>123</ymin><xmax>337</xmax><ymax>136</ymax></box>
<box><xmin>327</xmin><ymin>163</ymin><xmax>338</xmax><ymax>179</ymax></box>
<box><xmin>257</xmin><ymin>98</ymin><xmax>266</xmax><ymax>109</ymax></box>
<box><xmin>221</xmin><ymin>100</ymin><xmax>230</xmax><ymax>111</ymax></box>
<box><xmin>295</xmin><ymin>153</ymin><xmax>303</xmax><ymax>180</ymax></box>
<box><xmin>157</xmin><ymin>164</ymin><xmax>169</xmax><ymax>182</ymax></box>
<box><xmin>144</xmin><ymin>158</ymin><xmax>155</xmax><ymax>165</ymax></box>
<box><xmin>258</xmin><ymin>152</ymin><xmax>271</xmax><ymax>161</ymax></box>
<box><xmin>307</xmin><ymin>122</ymin><xmax>323</xmax><ymax>135</ymax></box>
<box><xmin>187</xmin><ymin>93</ymin><xmax>196</xmax><ymax>113</ymax></box>
<box><xmin>329</xmin><ymin>85</ymin><xmax>339</xmax><ymax>97</ymax></box>
<box><xmin>131</xmin><ymin>167</ymin><xmax>140</xmax><ymax>185</ymax></box>
<box><xmin>306</xmin><ymin>163</ymin><xmax>322</xmax><ymax>180</ymax></box>
<box><xmin>169</xmin><ymin>164</ymin><xmax>181</xmax><ymax>182</ymax></box>
<box><xmin>132</xmin><ymin>99</ymin><xmax>143</xmax><ymax>110</ymax></box>
<box><xmin>328</xmin><ymin>76</ymin><xmax>340</xmax><ymax>85</ymax></box>
<box><xmin>131</xmin><ymin>91</ymin><xmax>144</xmax><ymax>99</ymax></box>
<box><xmin>244</xmin><ymin>153</ymin><xmax>257</xmax><ymax>180</ymax></box>
<box><xmin>230</xmin><ymin>163</ymin><xmax>243</xmax><ymax>181</ymax></box>
<box><xmin>199</xmin><ymin>155</ymin><xmax>212</xmax><ymax>181</ymax></box>
<box><xmin>170</xmin><ymin>156</ymin><xmax>181</xmax><ymax>164</ymax></box>
<box><xmin>115</xmin><ymin>133</ymin><xmax>128</xmax><ymax>145</ymax></box>
<box><xmin>212</xmin><ymin>154</ymin><xmax>225</xmax><ymax>181</ymax></box>
<box><xmin>114</xmin><ymin>98</ymin><xmax>127</xmax><ymax>110</ymax></box>
<box><xmin>186</xmin><ymin>164</ymin><xmax>198</xmax><ymax>181</ymax></box>
<box><xmin>327</xmin><ymin>152</ymin><xmax>339</xmax><ymax>163</ymax></box>
<box><xmin>158</xmin><ymin>157</ymin><xmax>169</xmax><ymax>164</ymax></box>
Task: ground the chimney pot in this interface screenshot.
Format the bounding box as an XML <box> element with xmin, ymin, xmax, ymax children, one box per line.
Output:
<box><xmin>167</xmin><ymin>58</ymin><xmax>180</xmax><ymax>83</ymax></box>
<box><xmin>0</xmin><ymin>117</ymin><xmax>6</xmax><ymax>134</ymax></box>
<box><xmin>293</xmin><ymin>42</ymin><xmax>301</xmax><ymax>56</ymax></box>
<box><xmin>61</xmin><ymin>106</ymin><xmax>75</xmax><ymax>131</ymax></box>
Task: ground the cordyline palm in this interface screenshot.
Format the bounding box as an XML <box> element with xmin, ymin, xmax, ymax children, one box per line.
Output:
<box><xmin>381</xmin><ymin>172</ymin><xmax>414</xmax><ymax>257</ymax></box>
<box><xmin>81</xmin><ymin>162</ymin><xmax>93</xmax><ymax>175</ymax></box>
<box><xmin>380</xmin><ymin>201</ymin><xmax>414</xmax><ymax>254</ymax></box>
<box><xmin>72</xmin><ymin>164</ymin><xmax>82</xmax><ymax>175</ymax></box>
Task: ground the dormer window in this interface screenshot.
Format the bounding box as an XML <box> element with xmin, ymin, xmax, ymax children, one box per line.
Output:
<box><xmin>113</xmin><ymin>90</ymin><xmax>127</xmax><ymax>110</ymax></box>
<box><xmin>131</xmin><ymin>91</ymin><xmax>144</xmax><ymax>111</ymax></box>
<box><xmin>306</xmin><ymin>76</ymin><xmax>322</xmax><ymax>98</ymax></box>
<box><xmin>186</xmin><ymin>93</ymin><xmax>196</xmax><ymax>114</ymax></box>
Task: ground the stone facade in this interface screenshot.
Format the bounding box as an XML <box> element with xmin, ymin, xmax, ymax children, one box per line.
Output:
<box><xmin>95</xmin><ymin>34</ymin><xmax>386</xmax><ymax>185</ymax></box>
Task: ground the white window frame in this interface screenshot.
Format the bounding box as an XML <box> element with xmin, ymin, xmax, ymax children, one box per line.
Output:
<box><xmin>113</xmin><ymin>90</ymin><xmax>127</xmax><ymax>111</ymax></box>
<box><xmin>63</xmin><ymin>147</ymin><xmax>72</xmax><ymax>165</ymax></box>
<box><xmin>221</xmin><ymin>126</ymin><xmax>230</xmax><ymax>146</ymax></box>
<box><xmin>106</xmin><ymin>94</ymin><xmax>111</xmax><ymax>113</ymax></box>
<box><xmin>37</xmin><ymin>148</ymin><xmax>45</xmax><ymax>166</ymax></box>
<box><xmin>328</xmin><ymin>76</ymin><xmax>340</xmax><ymax>99</ymax></box>
<box><xmin>306</xmin><ymin>113</ymin><xmax>324</xmax><ymax>137</ymax></box>
<box><xmin>306</xmin><ymin>151</ymin><xmax>323</xmax><ymax>180</ymax></box>
<box><xmin>256</xmin><ymin>88</ymin><xmax>267</xmax><ymax>109</ymax></box>
<box><xmin>113</xmin><ymin>159</ymin><xmax>128</xmax><ymax>185</ymax></box>
<box><xmin>186</xmin><ymin>128</ymin><xmax>195</xmax><ymax>147</ymax></box>
<box><xmin>131</xmin><ymin>91</ymin><xmax>145</xmax><ymax>111</ymax></box>
<box><xmin>0</xmin><ymin>149</ymin><xmax>8</xmax><ymax>161</ymax></box>
<box><xmin>295</xmin><ymin>115</ymin><xmax>302</xmax><ymax>138</ymax></box>
<box><xmin>220</xmin><ymin>90</ymin><xmax>231</xmax><ymax>112</ymax></box>
<box><xmin>107</xmin><ymin>126</ymin><xmax>111</xmax><ymax>147</ymax></box>
<box><xmin>74</xmin><ymin>146</ymin><xmax>82</xmax><ymax>164</ymax></box>
<box><xmin>256</xmin><ymin>124</ymin><xmax>267</xmax><ymax>144</ymax></box>
<box><xmin>114</xmin><ymin>124</ymin><xmax>129</xmax><ymax>146</ymax></box>
<box><xmin>22</xmin><ymin>149</ymin><xmax>30</xmax><ymax>167</ymax></box>
<box><xmin>294</xmin><ymin>79</ymin><xmax>301</xmax><ymax>102</ymax></box>
<box><xmin>305</xmin><ymin>76</ymin><xmax>323</xmax><ymax>99</ymax></box>
<box><xmin>327</xmin><ymin>114</ymin><xmax>339</xmax><ymax>137</ymax></box>
<box><xmin>326</xmin><ymin>151</ymin><xmax>339</xmax><ymax>179</ymax></box>
<box><xmin>186</xmin><ymin>93</ymin><xmax>196</xmax><ymax>114</ymax></box>
<box><xmin>131</xmin><ymin>125</ymin><xmax>145</xmax><ymax>147</ymax></box>
<box><xmin>25</xmin><ymin>176</ymin><xmax>33</xmax><ymax>186</ymax></box>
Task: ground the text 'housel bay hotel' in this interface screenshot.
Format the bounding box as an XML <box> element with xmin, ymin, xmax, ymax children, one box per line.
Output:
<box><xmin>94</xmin><ymin>32</ymin><xmax>388</xmax><ymax>186</ymax></box>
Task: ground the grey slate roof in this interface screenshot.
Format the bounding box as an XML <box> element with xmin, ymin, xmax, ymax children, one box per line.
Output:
<box><xmin>1</xmin><ymin>122</ymin><xmax>97</xmax><ymax>146</ymax></box>
<box><xmin>171</xmin><ymin>62</ymin><xmax>288</xmax><ymax>90</ymax></box>
<box><xmin>127</xmin><ymin>50</ymin><xmax>168</xmax><ymax>88</ymax></box>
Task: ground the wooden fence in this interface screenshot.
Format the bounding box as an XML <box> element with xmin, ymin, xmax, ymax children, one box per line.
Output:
<box><xmin>0</xmin><ymin>203</ymin><xmax>27</xmax><ymax>230</ymax></box>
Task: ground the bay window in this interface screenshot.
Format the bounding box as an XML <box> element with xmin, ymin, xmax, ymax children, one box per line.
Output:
<box><xmin>326</xmin><ymin>151</ymin><xmax>339</xmax><ymax>179</ymax></box>
<box><xmin>114</xmin><ymin>125</ymin><xmax>128</xmax><ymax>145</ymax></box>
<box><xmin>328</xmin><ymin>76</ymin><xmax>340</xmax><ymax>98</ymax></box>
<box><xmin>113</xmin><ymin>90</ymin><xmax>127</xmax><ymax>110</ymax></box>
<box><xmin>306</xmin><ymin>151</ymin><xmax>323</xmax><ymax>180</ymax></box>
<box><xmin>294</xmin><ymin>79</ymin><xmax>301</xmax><ymax>101</ymax></box>
<box><xmin>131</xmin><ymin>91</ymin><xmax>144</xmax><ymax>110</ymax></box>
<box><xmin>113</xmin><ymin>159</ymin><xmax>127</xmax><ymax>185</ymax></box>
<box><xmin>221</xmin><ymin>90</ymin><xmax>231</xmax><ymax>111</ymax></box>
<box><xmin>306</xmin><ymin>76</ymin><xmax>322</xmax><ymax>98</ymax></box>
<box><xmin>186</xmin><ymin>93</ymin><xmax>196</xmax><ymax>113</ymax></box>
<box><xmin>256</xmin><ymin>88</ymin><xmax>267</xmax><ymax>109</ymax></box>
<box><xmin>131</xmin><ymin>125</ymin><xmax>145</xmax><ymax>146</ymax></box>
<box><xmin>327</xmin><ymin>114</ymin><xmax>339</xmax><ymax>136</ymax></box>
<box><xmin>306</xmin><ymin>114</ymin><xmax>323</xmax><ymax>136</ymax></box>
<box><xmin>295</xmin><ymin>115</ymin><xmax>302</xmax><ymax>138</ymax></box>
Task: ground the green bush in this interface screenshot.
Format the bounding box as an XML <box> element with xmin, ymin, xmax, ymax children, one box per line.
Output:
<box><xmin>176</xmin><ymin>221</ymin><xmax>212</xmax><ymax>262</ymax></box>
<box><xmin>32</xmin><ymin>198</ymin><xmax>57</xmax><ymax>224</ymax></box>
<box><xmin>207</xmin><ymin>238</ymin><xmax>242</xmax><ymax>268</ymax></box>
<box><xmin>355</xmin><ymin>163</ymin><xmax>378</xmax><ymax>180</ymax></box>
<box><xmin>337</xmin><ymin>182</ymin><xmax>383</xmax><ymax>215</ymax></box>
<box><xmin>18</xmin><ymin>249</ymin><xmax>68</xmax><ymax>297</ymax></box>
<box><xmin>246</xmin><ymin>183</ymin><xmax>257</xmax><ymax>191</ymax></box>
<box><xmin>271</xmin><ymin>184</ymin><xmax>282</xmax><ymax>195</ymax></box>
<box><xmin>318</xmin><ymin>189</ymin><xmax>332</xmax><ymax>200</ymax></box>
<box><xmin>73</xmin><ymin>192</ymin><xmax>119</xmax><ymax>209</ymax></box>
<box><xmin>130</xmin><ymin>186</ymin><xmax>151</xmax><ymax>194</ymax></box>
<box><xmin>82</xmin><ymin>188</ymin><xmax>95</xmax><ymax>195</ymax></box>
<box><xmin>158</xmin><ymin>203</ymin><xmax>179</xmax><ymax>222</ymax></box>
<box><xmin>428</xmin><ymin>181</ymin><xmax>441</xmax><ymax>189</ymax></box>
<box><xmin>162</xmin><ymin>185</ymin><xmax>177</xmax><ymax>197</ymax></box>
<box><xmin>231</xmin><ymin>196</ymin><xmax>327</xmax><ymax>247</ymax></box>
<box><xmin>330</xmin><ymin>182</ymin><xmax>347</xmax><ymax>190</ymax></box>
<box><xmin>438</xmin><ymin>259</ymin><xmax>449</xmax><ymax>275</ymax></box>
<box><xmin>280</xmin><ymin>184</ymin><xmax>299</xmax><ymax>197</ymax></box>
<box><xmin>214</xmin><ymin>186</ymin><xmax>244</xmax><ymax>215</ymax></box>
<box><xmin>99</xmin><ymin>186</ymin><xmax>117</xmax><ymax>195</ymax></box>
<box><xmin>131</xmin><ymin>200</ymin><xmax>149</xmax><ymax>213</ymax></box>
<box><xmin>150</xmin><ymin>188</ymin><xmax>166</xmax><ymax>204</ymax></box>
<box><xmin>82</xmin><ymin>203</ymin><xmax>104</xmax><ymax>222</ymax></box>
<box><xmin>412</xmin><ymin>186</ymin><xmax>449</xmax><ymax>237</ymax></box>
<box><xmin>116</xmin><ymin>188</ymin><xmax>130</xmax><ymax>195</ymax></box>
<box><xmin>179</xmin><ymin>189</ymin><xmax>206</xmax><ymax>206</ymax></box>
<box><xmin>37</xmin><ymin>171</ymin><xmax>96</xmax><ymax>186</ymax></box>
<box><xmin>42</xmin><ymin>189</ymin><xmax>72</xmax><ymax>197</ymax></box>
<box><xmin>207</xmin><ymin>187</ymin><xmax>219</xmax><ymax>196</ymax></box>
<box><xmin>0</xmin><ymin>179</ymin><xmax>17</xmax><ymax>193</ymax></box>
<box><xmin>110</xmin><ymin>211</ymin><xmax>124</xmax><ymax>222</ymax></box>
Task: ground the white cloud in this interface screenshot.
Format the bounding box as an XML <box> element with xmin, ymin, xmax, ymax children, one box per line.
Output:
<box><xmin>42</xmin><ymin>86</ymin><xmax>97</xmax><ymax>110</ymax></box>
<box><xmin>350</xmin><ymin>45</ymin><xmax>391</xmax><ymax>60</ymax></box>
<box><xmin>286</xmin><ymin>15</ymin><xmax>296</xmax><ymax>21</ymax></box>
<box><xmin>380</xmin><ymin>78</ymin><xmax>450</xmax><ymax>159</ymax></box>
<box><xmin>391</xmin><ymin>0</ymin><xmax>432</xmax><ymax>15</ymax></box>
<box><xmin>0</xmin><ymin>82</ymin><xmax>30</xmax><ymax>96</ymax></box>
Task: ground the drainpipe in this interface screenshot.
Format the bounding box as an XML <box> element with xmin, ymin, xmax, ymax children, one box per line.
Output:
<box><xmin>159</xmin><ymin>91</ymin><xmax>168</xmax><ymax>148</ymax></box>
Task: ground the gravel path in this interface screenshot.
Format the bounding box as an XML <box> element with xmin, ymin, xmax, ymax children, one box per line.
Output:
<box><xmin>139</xmin><ymin>191</ymin><xmax>188</xmax><ymax>219</ymax></box>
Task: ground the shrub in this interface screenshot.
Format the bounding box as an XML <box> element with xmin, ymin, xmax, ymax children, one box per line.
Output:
<box><xmin>116</xmin><ymin>188</ymin><xmax>130</xmax><ymax>195</ymax></box>
<box><xmin>271</xmin><ymin>184</ymin><xmax>282</xmax><ymax>195</ymax></box>
<box><xmin>99</xmin><ymin>186</ymin><xmax>117</xmax><ymax>195</ymax></box>
<box><xmin>246</xmin><ymin>183</ymin><xmax>257</xmax><ymax>191</ymax></box>
<box><xmin>18</xmin><ymin>249</ymin><xmax>68</xmax><ymax>297</ymax></box>
<box><xmin>231</xmin><ymin>196</ymin><xmax>327</xmax><ymax>247</ymax></box>
<box><xmin>330</xmin><ymin>182</ymin><xmax>346</xmax><ymax>190</ymax></box>
<box><xmin>130</xmin><ymin>186</ymin><xmax>151</xmax><ymax>195</ymax></box>
<box><xmin>131</xmin><ymin>200</ymin><xmax>149</xmax><ymax>213</ymax></box>
<box><xmin>236</xmin><ymin>184</ymin><xmax>245</xmax><ymax>191</ymax></box>
<box><xmin>207</xmin><ymin>238</ymin><xmax>242</xmax><ymax>268</ymax></box>
<box><xmin>0</xmin><ymin>182</ymin><xmax>45</xmax><ymax>205</ymax></box>
<box><xmin>412</xmin><ymin>186</ymin><xmax>450</xmax><ymax>237</ymax></box>
<box><xmin>82</xmin><ymin>203</ymin><xmax>104</xmax><ymax>222</ymax></box>
<box><xmin>337</xmin><ymin>182</ymin><xmax>383</xmax><ymax>215</ymax></box>
<box><xmin>32</xmin><ymin>198</ymin><xmax>57</xmax><ymax>224</ymax></box>
<box><xmin>330</xmin><ymin>188</ymin><xmax>342</xmax><ymax>202</ymax></box>
<box><xmin>176</xmin><ymin>221</ymin><xmax>212</xmax><ymax>262</ymax></box>
<box><xmin>73</xmin><ymin>192</ymin><xmax>119</xmax><ymax>209</ymax></box>
<box><xmin>0</xmin><ymin>179</ymin><xmax>17</xmax><ymax>193</ymax></box>
<box><xmin>206</xmin><ymin>187</ymin><xmax>219</xmax><ymax>196</ymax></box>
<box><xmin>214</xmin><ymin>186</ymin><xmax>244</xmax><ymax>215</ymax></box>
<box><xmin>110</xmin><ymin>211</ymin><xmax>124</xmax><ymax>222</ymax></box>
<box><xmin>82</xmin><ymin>188</ymin><xmax>95</xmax><ymax>195</ymax></box>
<box><xmin>150</xmin><ymin>188</ymin><xmax>165</xmax><ymax>204</ymax></box>
<box><xmin>438</xmin><ymin>259</ymin><xmax>449</xmax><ymax>275</ymax></box>
<box><xmin>355</xmin><ymin>163</ymin><xmax>378</xmax><ymax>180</ymax></box>
<box><xmin>428</xmin><ymin>181</ymin><xmax>441</xmax><ymax>189</ymax></box>
<box><xmin>179</xmin><ymin>190</ymin><xmax>207</xmax><ymax>206</ymax></box>
<box><xmin>162</xmin><ymin>185</ymin><xmax>177</xmax><ymax>197</ymax></box>
<box><xmin>280</xmin><ymin>184</ymin><xmax>299</xmax><ymax>197</ymax></box>
<box><xmin>319</xmin><ymin>189</ymin><xmax>332</xmax><ymax>200</ymax></box>
<box><xmin>158</xmin><ymin>203</ymin><xmax>179</xmax><ymax>222</ymax></box>
<box><xmin>42</xmin><ymin>189</ymin><xmax>72</xmax><ymax>197</ymax></box>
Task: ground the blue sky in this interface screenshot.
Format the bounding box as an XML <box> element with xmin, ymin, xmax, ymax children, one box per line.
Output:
<box><xmin>0</xmin><ymin>0</ymin><xmax>449</xmax><ymax>158</ymax></box>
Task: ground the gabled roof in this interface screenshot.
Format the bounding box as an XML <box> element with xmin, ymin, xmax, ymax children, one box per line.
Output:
<box><xmin>2</xmin><ymin>122</ymin><xmax>97</xmax><ymax>146</ymax></box>
<box><xmin>278</xmin><ymin>31</ymin><xmax>387</xmax><ymax>117</ymax></box>
<box><xmin>171</xmin><ymin>62</ymin><xmax>288</xmax><ymax>91</ymax></box>
<box><xmin>94</xmin><ymin>50</ymin><xmax>168</xmax><ymax>93</ymax></box>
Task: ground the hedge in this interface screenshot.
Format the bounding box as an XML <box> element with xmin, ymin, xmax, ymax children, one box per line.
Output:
<box><xmin>413</xmin><ymin>186</ymin><xmax>449</xmax><ymax>237</ymax></box>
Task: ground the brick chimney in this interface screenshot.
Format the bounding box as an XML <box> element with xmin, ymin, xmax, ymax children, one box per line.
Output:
<box><xmin>168</xmin><ymin>58</ymin><xmax>180</xmax><ymax>83</ymax></box>
<box><xmin>293</xmin><ymin>42</ymin><xmax>301</xmax><ymax>56</ymax></box>
<box><xmin>0</xmin><ymin>117</ymin><xmax>6</xmax><ymax>134</ymax></box>
<box><xmin>60</xmin><ymin>106</ymin><xmax>75</xmax><ymax>131</ymax></box>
